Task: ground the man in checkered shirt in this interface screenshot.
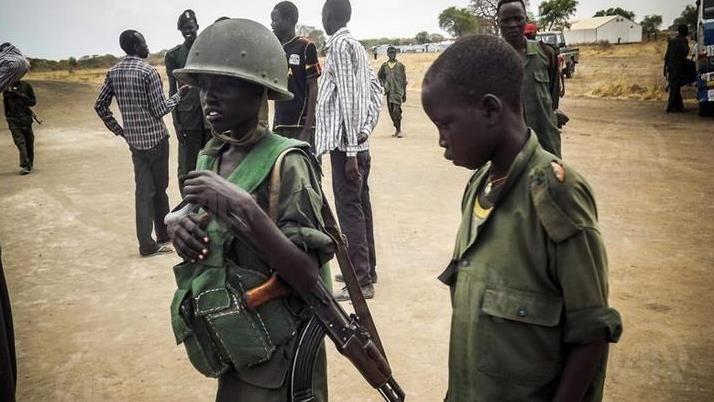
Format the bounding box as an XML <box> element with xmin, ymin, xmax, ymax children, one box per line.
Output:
<box><xmin>95</xmin><ymin>30</ymin><xmax>187</xmax><ymax>257</ymax></box>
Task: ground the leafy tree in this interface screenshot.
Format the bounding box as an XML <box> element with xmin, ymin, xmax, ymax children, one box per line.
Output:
<box><xmin>538</xmin><ymin>0</ymin><xmax>578</xmax><ymax>31</ymax></box>
<box><xmin>415</xmin><ymin>31</ymin><xmax>431</xmax><ymax>44</ymax></box>
<box><xmin>593</xmin><ymin>7</ymin><xmax>636</xmax><ymax>21</ymax></box>
<box><xmin>297</xmin><ymin>25</ymin><xmax>327</xmax><ymax>53</ymax></box>
<box><xmin>429</xmin><ymin>33</ymin><xmax>447</xmax><ymax>43</ymax></box>
<box><xmin>641</xmin><ymin>15</ymin><xmax>663</xmax><ymax>39</ymax></box>
<box><xmin>438</xmin><ymin>6</ymin><xmax>478</xmax><ymax>38</ymax></box>
<box><xmin>669</xmin><ymin>4</ymin><xmax>698</xmax><ymax>35</ymax></box>
<box><xmin>469</xmin><ymin>0</ymin><xmax>531</xmax><ymax>34</ymax></box>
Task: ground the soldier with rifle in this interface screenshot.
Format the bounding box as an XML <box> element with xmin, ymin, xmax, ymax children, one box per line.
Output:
<box><xmin>166</xmin><ymin>19</ymin><xmax>403</xmax><ymax>402</ymax></box>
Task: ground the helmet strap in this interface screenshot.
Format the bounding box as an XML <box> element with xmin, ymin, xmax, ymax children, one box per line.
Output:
<box><xmin>212</xmin><ymin>89</ymin><xmax>269</xmax><ymax>148</ymax></box>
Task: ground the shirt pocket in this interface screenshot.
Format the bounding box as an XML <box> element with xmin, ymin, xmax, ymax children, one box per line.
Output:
<box><xmin>476</xmin><ymin>287</ymin><xmax>564</xmax><ymax>385</ymax></box>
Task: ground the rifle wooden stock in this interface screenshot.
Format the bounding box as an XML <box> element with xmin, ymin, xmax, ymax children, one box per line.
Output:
<box><xmin>244</xmin><ymin>275</ymin><xmax>291</xmax><ymax>310</ymax></box>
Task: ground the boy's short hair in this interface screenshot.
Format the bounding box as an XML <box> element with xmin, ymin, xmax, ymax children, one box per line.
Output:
<box><xmin>497</xmin><ymin>0</ymin><xmax>526</xmax><ymax>13</ymax></box>
<box><xmin>424</xmin><ymin>35</ymin><xmax>523</xmax><ymax>108</ymax></box>
<box><xmin>274</xmin><ymin>1</ymin><xmax>299</xmax><ymax>25</ymax></box>
<box><xmin>324</xmin><ymin>0</ymin><xmax>352</xmax><ymax>23</ymax></box>
<box><xmin>119</xmin><ymin>30</ymin><xmax>142</xmax><ymax>54</ymax></box>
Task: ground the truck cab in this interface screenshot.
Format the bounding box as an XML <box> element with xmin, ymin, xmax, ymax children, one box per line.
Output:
<box><xmin>696</xmin><ymin>0</ymin><xmax>714</xmax><ymax>116</ymax></box>
<box><xmin>536</xmin><ymin>31</ymin><xmax>580</xmax><ymax>78</ymax></box>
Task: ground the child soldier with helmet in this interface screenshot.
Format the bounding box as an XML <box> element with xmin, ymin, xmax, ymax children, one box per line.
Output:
<box><xmin>167</xmin><ymin>18</ymin><xmax>333</xmax><ymax>401</ymax></box>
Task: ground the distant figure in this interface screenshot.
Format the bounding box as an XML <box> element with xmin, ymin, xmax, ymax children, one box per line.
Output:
<box><xmin>270</xmin><ymin>1</ymin><xmax>322</xmax><ymax>148</ymax></box>
<box><xmin>3</xmin><ymin>80</ymin><xmax>36</xmax><ymax>175</ymax></box>
<box><xmin>498</xmin><ymin>0</ymin><xmax>562</xmax><ymax>157</ymax></box>
<box><xmin>95</xmin><ymin>30</ymin><xmax>186</xmax><ymax>257</ymax></box>
<box><xmin>378</xmin><ymin>46</ymin><xmax>407</xmax><ymax>138</ymax></box>
<box><xmin>664</xmin><ymin>24</ymin><xmax>690</xmax><ymax>113</ymax></box>
<box><xmin>166</xmin><ymin>10</ymin><xmax>211</xmax><ymax>195</ymax></box>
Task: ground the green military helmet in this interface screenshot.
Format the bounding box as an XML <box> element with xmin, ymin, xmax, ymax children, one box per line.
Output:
<box><xmin>174</xmin><ymin>18</ymin><xmax>293</xmax><ymax>101</ymax></box>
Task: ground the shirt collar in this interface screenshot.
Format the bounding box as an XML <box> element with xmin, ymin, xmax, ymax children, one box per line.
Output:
<box><xmin>495</xmin><ymin>129</ymin><xmax>539</xmax><ymax>202</ymax></box>
<box><xmin>326</xmin><ymin>27</ymin><xmax>350</xmax><ymax>49</ymax></box>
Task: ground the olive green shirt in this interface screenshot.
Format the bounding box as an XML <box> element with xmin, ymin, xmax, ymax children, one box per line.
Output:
<box><xmin>377</xmin><ymin>60</ymin><xmax>407</xmax><ymax>105</ymax></box>
<box><xmin>440</xmin><ymin>132</ymin><xmax>622</xmax><ymax>402</ymax></box>
<box><xmin>524</xmin><ymin>40</ymin><xmax>562</xmax><ymax>157</ymax></box>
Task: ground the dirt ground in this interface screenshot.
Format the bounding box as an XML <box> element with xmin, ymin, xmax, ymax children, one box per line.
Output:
<box><xmin>1</xmin><ymin>48</ymin><xmax>713</xmax><ymax>401</ymax></box>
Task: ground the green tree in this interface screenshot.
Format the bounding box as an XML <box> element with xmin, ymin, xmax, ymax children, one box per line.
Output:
<box><xmin>438</xmin><ymin>7</ymin><xmax>478</xmax><ymax>38</ymax></box>
<box><xmin>429</xmin><ymin>33</ymin><xmax>446</xmax><ymax>43</ymax></box>
<box><xmin>641</xmin><ymin>15</ymin><xmax>663</xmax><ymax>40</ymax></box>
<box><xmin>416</xmin><ymin>31</ymin><xmax>431</xmax><ymax>44</ymax></box>
<box><xmin>297</xmin><ymin>24</ymin><xmax>327</xmax><ymax>54</ymax></box>
<box><xmin>593</xmin><ymin>7</ymin><xmax>636</xmax><ymax>21</ymax></box>
<box><xmin>669</xmin><ymin>4</ymin><xmax>698</xmax><ymax>35</ymax></box>
<box><xmin>538</xmin><ymin>0</ymin><xmax>578</xmax><ymax>31</ymax></box>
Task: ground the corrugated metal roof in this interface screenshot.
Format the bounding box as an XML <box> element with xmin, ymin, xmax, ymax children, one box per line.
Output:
<box><xmin>567</xmin><ymin>16</ymin><xmax>624</xmax><ymax>30</ymax></box>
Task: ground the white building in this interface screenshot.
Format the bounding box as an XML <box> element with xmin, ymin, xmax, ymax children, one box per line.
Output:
<box><xmin>564</xmin><ymin>16</ymin><xmax>642</xmax><ymax>44</ymax></box>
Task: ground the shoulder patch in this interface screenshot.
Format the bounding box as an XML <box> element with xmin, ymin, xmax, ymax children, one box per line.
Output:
<box><xmin>530</xmin><ymin>166</ymin><xmax>581</xmax><ymax>242</ymax></box>
<box><xmin>551</xmin><ymin>161</ymin><xmax>566</xmax><ymax>182</ymax></box>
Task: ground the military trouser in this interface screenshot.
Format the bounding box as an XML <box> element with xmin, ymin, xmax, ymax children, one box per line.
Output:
<box><xmin>330</xmin><ymin>150</ymin><xmax>376</xmax><ymax>285</ymax></box>
<box><xmin>130</xmin><ymin>138</ymin><xmax>170</xmax><ymax>255</ymax></box>
<box><xmin>387</xmin><ymin>102</ymin><xmax>403</xmax><ymax>132</ymax></box>
<box><xmin>7</xmin><ymin>120</ymin><xmax>33</xmax><ymax>170</ymax></box>
<box><xmin>273</xmin><ymin>126</ymin><xmax>316</xmax><ymax>152</ymax></box>
<box><xmin>177</xmin><ymin>129</ymin><xmax>212</xmax><ymax>195</ymax></box>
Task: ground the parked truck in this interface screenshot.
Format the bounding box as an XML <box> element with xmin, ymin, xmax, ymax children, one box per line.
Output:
<box><xmin>536</xmin><ymin>31</ymin><xmax>580</xmax><ymax>78</ymax></box>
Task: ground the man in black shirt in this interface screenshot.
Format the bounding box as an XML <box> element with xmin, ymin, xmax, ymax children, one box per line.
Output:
<box><xmin>664</xmin><ymin>24</ymin><xmax>690</xmax><ymax>113</ymax></box>
<box><xmin>3</xmin><ymin>80</ymin><xmax>36</xmax><ymax>175</ymax></box>
<box><xmin>271</xmin><ymin>1</ymin><xmax>322</xmax><ymax>149</ymax></box>
<box><xmin>166</xmin><ymin>9</ymin><xmax>211</xmax><ymax>194</ymax></box>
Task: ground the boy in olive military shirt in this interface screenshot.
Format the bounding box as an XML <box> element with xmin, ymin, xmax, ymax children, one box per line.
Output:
<box><xmin>422</xmin><ymin>35</ymin><xmax>622</xmax><ymax>402</ymax></box>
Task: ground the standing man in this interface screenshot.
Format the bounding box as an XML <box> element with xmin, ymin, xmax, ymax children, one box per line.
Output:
<box><xmin>378</xmin><ymin>46</ymin><xmax>407</xmax><ymax>138</ymax></box>
<box><xmin>422</xmin><ymin>34</ymin><xmax>622</xmax><ymax>402</ymax></box>
<box><xmin>316</xmin><ymin>0</ymin><xmax>382</xmax><ymax>300</ymax></box>
<box><xmin>3</xmin><ymin>80</ymin><xmax>36</xmax><ymax>175</ymax></box>
<box><xmin>664</xmin><ymin>24</ymin><xmax>690</xmax><ymax>113</ymax></box>
<box><xmin>166</xmin><ymin>10</ymin><xmax>211</xmax><ymax>194</ymax></box>
<box><xmin>95</xmin><ymin>30</ymin><xmax>185</xmax><ymax>257</ymax></box>
<box><xmin>498</xmin><ymin>0</ymin><xmax>562</xmax><ymax>157</ymax></box>
<box><xmin>270</xmin><ymin>1</ymin><xmax>322</xmax><ymax>148</ymax></box>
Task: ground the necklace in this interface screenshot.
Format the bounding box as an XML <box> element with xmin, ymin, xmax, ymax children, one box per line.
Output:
<box><xmin>483</xmin><ymin>173</ymin><xmax>508</xmax><ymax>196</ymax></box>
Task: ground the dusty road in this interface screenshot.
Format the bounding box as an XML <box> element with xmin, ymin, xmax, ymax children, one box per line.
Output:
<box><xmin>0</xmin><ymin>76</ymin><xmax>713</xmax><ymax>402</ymax></box>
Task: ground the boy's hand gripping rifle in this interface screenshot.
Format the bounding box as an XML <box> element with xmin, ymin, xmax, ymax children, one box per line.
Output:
<box><xmin>164</xmin><ymin>196</ymin><xmax>405</xmax><ymax>402</ymax></box>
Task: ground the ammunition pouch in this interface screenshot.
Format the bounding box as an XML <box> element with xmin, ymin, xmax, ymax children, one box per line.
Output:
<box><xmin>170</xmin><ymin>259</ymin><xmax>297</xmax><ymax>378</ymax></box>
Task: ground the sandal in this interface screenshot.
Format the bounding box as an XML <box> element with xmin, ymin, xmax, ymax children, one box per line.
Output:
<box><xmin>141</xmin><ymin>244</ymin><xmax>174</xmax><ymax>257</ymax></box>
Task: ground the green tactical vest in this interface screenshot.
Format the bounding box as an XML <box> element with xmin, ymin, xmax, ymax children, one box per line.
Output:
<box><xmin>170</xmin><ymin>132</ymin><xmax>313</xmax><ymax>378</ymax></box>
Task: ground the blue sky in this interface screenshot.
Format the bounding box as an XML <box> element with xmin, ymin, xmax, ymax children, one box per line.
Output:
<box><xmin>0</xmin><ymin>0</ymin><xmax>695</xmax><ymax>60</ymax></box>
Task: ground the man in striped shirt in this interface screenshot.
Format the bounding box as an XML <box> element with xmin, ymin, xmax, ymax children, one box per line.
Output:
<box><xmin>317</xmin><ymin>0</ymin><xmax>383</xmax><ymax>300</ymax></box>
<box><xmin>95</xmin><ymin>30</ymin><xmax>186</xmax><ymax>257</ymax></box>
